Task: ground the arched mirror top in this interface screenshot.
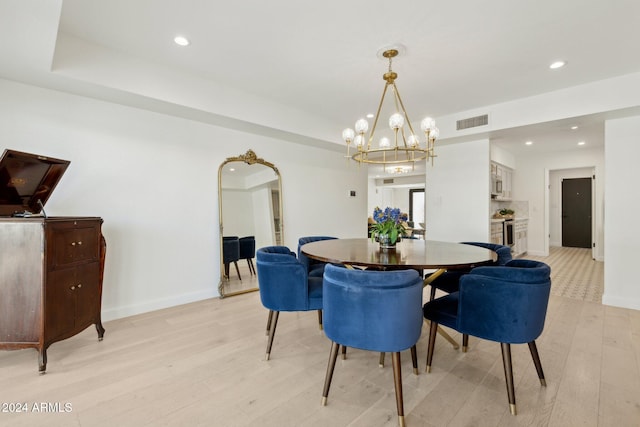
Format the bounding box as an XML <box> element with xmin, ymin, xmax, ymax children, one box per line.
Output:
<box><xmin>219</xmin><ymin>149</ymin><xmax>280</xmax><ymax>177</ymax></box>
<box><xmin>218</xmin><ymin>150</ymin><xmax>283</xmax><ymax>298</ymax></box>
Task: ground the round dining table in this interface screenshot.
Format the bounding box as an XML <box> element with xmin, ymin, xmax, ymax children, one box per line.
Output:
<box><xmin>301</xmin><ymin>237</ymin><xmax>498</xmax><ymax>350</ymax></box>
<box><xmin>300</xmin><ymin>238</ymin><xmax>497</xmax><ymax>271</ymax></box>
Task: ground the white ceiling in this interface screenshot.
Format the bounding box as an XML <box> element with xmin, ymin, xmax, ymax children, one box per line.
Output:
<box><xmin>2</xmin><ymin>0</ymin><xmax>640</xmax><ymax>177</ymax></box>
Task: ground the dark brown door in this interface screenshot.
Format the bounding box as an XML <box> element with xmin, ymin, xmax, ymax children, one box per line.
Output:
<box><xmin>562</xmin><ymin>177</ymin><xmax>592</xmax><ymax>248</ymax></box>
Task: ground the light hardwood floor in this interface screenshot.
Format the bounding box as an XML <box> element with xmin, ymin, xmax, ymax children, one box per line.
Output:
<box><xmin>1</xmin><ymin>250</ymin><xmax>638</xmax><ymax>427</ymax></box>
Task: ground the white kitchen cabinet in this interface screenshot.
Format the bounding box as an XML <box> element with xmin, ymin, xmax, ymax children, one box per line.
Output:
<box><xmin>513</xmin><ymin>219</ymin><xmax>528</xmax><ymax>256</ymax></box>
<box><xmin>491</xmin><ymin>221</ymin><xmax>504</xmax><ymax>245</ymax></box>
<box><xmin>490</xmin><ymin>162</ymin><xmax>513</xmax><ymax>200</ymax></box>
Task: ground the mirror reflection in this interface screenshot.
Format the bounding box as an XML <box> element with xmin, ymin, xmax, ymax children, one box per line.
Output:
<box><xmin>218</xmin><ymin>150</ymin><xmax>282</xmax><ymax>297</ymax></box>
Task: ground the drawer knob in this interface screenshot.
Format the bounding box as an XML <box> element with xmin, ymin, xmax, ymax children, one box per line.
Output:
<box><xmin>77</xmin><ymin>284</ymin><xmax>82</xmax><ymax>288</ymax></box>
<box><xmin>70</xmin><ymin>285</ymin><xmax>75</xmax><ymax>290</ymax></box>
<box><xmin>70</xmin><ymin>241</ymin><xmax>83</xmax><ymax>246</ymax></box>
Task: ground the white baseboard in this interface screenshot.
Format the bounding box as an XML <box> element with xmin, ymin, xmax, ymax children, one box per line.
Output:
<box><xmin>101</xmin><ymin>289</ymin><xmax>219</xmax><ymax>322</ymax></box>
<box><xmin>602</xmin><ymin>294</ymin><xmax>640</xmax><ymax>311</ymax></box>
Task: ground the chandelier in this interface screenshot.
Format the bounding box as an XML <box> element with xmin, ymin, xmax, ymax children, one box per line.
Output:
<box><xmin>341</xmin><ymin>48</ymin><xmax>439</xmax><ymax>169</ymax></box>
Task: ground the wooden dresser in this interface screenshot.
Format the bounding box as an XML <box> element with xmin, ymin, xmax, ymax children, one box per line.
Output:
<box><xmin>0</xmin><ymin>217</ymin><xmax>106</xmax><ymax>373</ymax></box>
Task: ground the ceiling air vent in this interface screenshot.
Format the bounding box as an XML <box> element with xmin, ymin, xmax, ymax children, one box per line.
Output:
<box><xmin>383</xmin><ymin>178</ymin><xmax>394</xmax><ymax>184</ymax></box>
<box><xmin>456</xmin><ymin>114</ymin><xmax>489</xmax><ymax>130</ymax></box>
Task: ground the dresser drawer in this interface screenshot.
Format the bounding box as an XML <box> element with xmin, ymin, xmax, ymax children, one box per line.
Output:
<box><xmin>47</xmin><ymin>220</ymin><xmax>101</xmax><ymax>269</ymax></box>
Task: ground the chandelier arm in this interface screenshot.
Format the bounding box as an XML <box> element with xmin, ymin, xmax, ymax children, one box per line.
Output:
<box><xmin>391</xmin><ymin>83</ymin><xmax>418</xmax><ymax>137</ymax></box>
<box><xmin>369</xmin><ymin>82</ymin><xmax>392</xmax><ymax>149</ymax></box>
<box><xmin>399</xmin><ymin>127</ymin><xmax>409</xmax><ymax>150</ymax></box>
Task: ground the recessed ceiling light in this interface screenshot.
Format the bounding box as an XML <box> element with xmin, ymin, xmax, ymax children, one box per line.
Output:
<box><xmin>571</xmin><ymin>126</ymin><xmax>578</xmax><ymax>130</ymax></box>
<box><xmin>577</xmin><ymin>141</ymin><xmax>585</xmax><ymax>146</ymax></box>
<box><xmin>549</xmin><ymin>60</ymin><xmax>566</xmax><ymax>69</ymax></box>
<box><xmin>525</xmin><ymin>141</ymin><xmax>533</xmax><ymax>146</ymax></box>
<box><xmin>229</xmin><ymin>167</ymin><xmax>235</xmax><ymax>172</ymax></box>
<box><xmin>366</xmin><ymin>113</ymin><xmax>374</xmax><ymax>119</ymax></box>
<box><xmin>174</xmin><ymin>36</ymin><xmax>190</xmax><ymax>46</ymax></box>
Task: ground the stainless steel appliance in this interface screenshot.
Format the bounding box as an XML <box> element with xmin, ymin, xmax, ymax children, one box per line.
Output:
<box><xmin>503</xmin><ymin>219</ymin><xmax>515</xmax><ymax>248</ymax></box>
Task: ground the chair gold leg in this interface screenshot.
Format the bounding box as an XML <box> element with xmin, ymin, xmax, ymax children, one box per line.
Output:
<box><xmin>321</xmin><ymin>341</ymin><xmax>340</xmax><ymax>406</ymax></box>
<box><xmin>528</xmin><ymin>341</ymin><xmax>547</xmax><ymax>386</ymax></box>
<box><xmin>410</xmin><ymin>345</ymin><xmax>419</xmax><ymax>375</ymax></box>
<box><xmin>265</xmin><ymin>311</ymin><xmax>279</xmax><ymax>361</ymax></box>
<box><xmin>462</xmin><ymin>334</ymin><xmax>469</xmax><ymax>352</ymax></box>
<box><xmin>379</xmin><ymin>352</ymin><xmax>385</xmax><ymax>368</ymax></box>
<box><xmin>500</xmin><ymin>343</ymin><xmax>517</xmax><ymax>415</ymax></box>
<box><xmin>392</xmin><ymin>352</ymin><xmax>406</xmax><ymax>426</ymax></box>
<box><xmin>341</xmin><ymin>345</ymin><xmax>347</xmax><ymax>360</ymax></box>
<box><xmin>425</xmin><ymin>320</ymin><xmax>438</xmax><ymax>373</ymax></box>
<box><xmin>265</xmin><ymin>310</ymin><xmax>273</xmax><ymax>336</ymax></box>
<box><xmin>317</xmin><ymin>310</ymin><xmax>323</xmax><ymax>331</ymax></box>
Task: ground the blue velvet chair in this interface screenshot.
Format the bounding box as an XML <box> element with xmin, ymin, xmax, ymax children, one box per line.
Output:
<box><xmin>297</xmin><ymin>236</ymin><xmax>338</xmax><ymax>278</ymax></box>
<box><xmin>425</xmin><ymin>242</ymin><xmax>512</xmax><ymax>351</ymax></box>
<box><xmin>222</xmin><ymin>236</ymin><xmax>241</xmax><ymax>280</ymax></box>
<box><xmin>256</xmin><ymin>246</ymin><xmax>323</xmax><ymax>360</ymax></box>
<box><xmin>321</xmin><ymin>264</ymin><xmax>424</xmax><ymax>427</ymax></box>
<box><xmin>239</xmin><ymin>236</ymin><xmax>256</xmax><ymax>275</ymax></box>
<box><xmin>426</xmin><ymin>242</ymin><xmax>512</xmax><ymax>299</ymax></box>
<box><xmin>423</xmin><ymin>259</ymin><xmax>551</xmax><ymax>415</ymax></box>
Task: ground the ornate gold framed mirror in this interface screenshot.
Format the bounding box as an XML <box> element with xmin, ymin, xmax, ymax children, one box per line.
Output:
<box><xmin>218</xmin><ymin>150</ymin><xmax>283</xmax><ymax>297</ymax></box>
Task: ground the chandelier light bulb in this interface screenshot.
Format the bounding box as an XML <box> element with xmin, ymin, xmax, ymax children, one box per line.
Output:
<box><xmin>342</xmin><ymin>128</ymin><xmax>355</xmax><ymax>143</ymax></box>
<box><xmin>354</xmin><ymin>134</ymin><xmax>365</xmax><ymax>148</ymax></box>
<box><xmin>389</xmin><ymin>113</ymin><xmax>404</xmax><ymax>130</ymax></box>
<box><xmin>355</xmin><ymin>118</ymin><xmax>369</xmax><ymax>134</ymax></box>
<box><xmin>430</xmin><ymin>127</ymin><xmax>440</xmax><ymax>140</ymax></box>
<box><xmin>379</xmin><ymin>137</ymin><xmax>391</xmax><ymax>149</ymax></box>
<box><xmin>407</xmin><ymin>134</ymin><xmax>420</xmax><ymax>147</ymax></box>
<box><xmin>420</xmin><ymin>117</ymin><xmax>435</xmax><ymax>132</ymax></box>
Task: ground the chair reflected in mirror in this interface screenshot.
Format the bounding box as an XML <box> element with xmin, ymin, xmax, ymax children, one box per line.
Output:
<box><xmin>239</xmin><ymin>236</ymin><xmax>256</xmax><ymax>276</ymax></box>
<box><xmin>223</xmin><ymin>236</ymin><xmax>241</xmax><ymax>281</ymax></box>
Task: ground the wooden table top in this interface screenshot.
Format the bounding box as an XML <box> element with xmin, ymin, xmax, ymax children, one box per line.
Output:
<box><xmin>301</xmin><ymin>238</ymin><xmax>497</xmax><ymax>271</ymax></box>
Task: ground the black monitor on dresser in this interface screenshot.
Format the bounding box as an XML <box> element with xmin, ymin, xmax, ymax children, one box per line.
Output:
<box><xmin>0</xmin><ymin>149</ymin><xmax>70</xmax><ymax>217</ymax></box>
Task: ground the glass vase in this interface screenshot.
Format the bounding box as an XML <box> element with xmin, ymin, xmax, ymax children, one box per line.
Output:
<box><xmin>378</xmin><ymin>233</ymin><xmax>397</xmax><ymax>250</ymax></box>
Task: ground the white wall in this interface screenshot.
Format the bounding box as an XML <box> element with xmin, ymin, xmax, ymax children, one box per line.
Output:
<box><xmin>251</xmin><ymin>186</ymin><xmax>275</xmax><ymax>250</ymax></box>
<box><xmin>511</xmin><ymin>147</ymin><xmax>604</xmax><ymax>259</ymax></box>
<box><xmin>0</xmin><ymin>78</ymin><xmax>367</xmax><ymax>320</ymax></box>
<box><xmin>425</xmin><ymin>139</ymin><xmax>491</xmax><ymax>242</ymax></box>
<box><xmin>221</xmin><ymin>189</ymin><xmax>255</xmax><ymax>237</ymax></box>
<box><xmin>603</xmin><ymin>116</ymin><xmax>640</xmax><ymax>310</ymax></box>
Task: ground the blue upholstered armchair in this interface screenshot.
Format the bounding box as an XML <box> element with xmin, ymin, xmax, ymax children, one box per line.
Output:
<box><xmin>297</xmin><ymin>236</ymin><xmax>337</xmax><ymax>278</ymax></box>
<box><xmin>425</xmin><ymin>241</ymin><xmax>512</xmax><ymax>352</ymax></box>
<box><xmin>423</xmin><ymin>259</ymin><xmax>551</xmax><ymax>415</ymax></box>
<box><xmin>238</xmin><ymin>236</ymin><xmax>256</xmax><ymax>275</ymax></box>
<box><xmin>256</xmin><ymin>246</ymin><xmax>323</xmax><ymax>360</ymax></box>
<box><xmin>222</xmin><ymin>236</ymin><xmax>241</xmax><ymax>280</ymax></box>
<box><xmin>321</xmin><ymin>264</ymin><xmax>423</xmax><ymax>427</ymax></box>
<box><xmin>427</xmin><ymin>241</ymin><xmax>512</xmax><ymax>299</ymax></box>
